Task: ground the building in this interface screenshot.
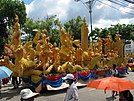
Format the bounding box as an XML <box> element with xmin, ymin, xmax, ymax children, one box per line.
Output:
<box><xmin>124</xmin><ymin>40</ymin><xmax>134</xmax><ymax>53</ymax></box>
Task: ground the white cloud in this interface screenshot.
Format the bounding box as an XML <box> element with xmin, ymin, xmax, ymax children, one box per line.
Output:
<box><xmin>26</xmin><ymin>0</ymin><xmax>71</xmax><ymax>20</ymax></box>
<box><xmin>119</xmin><ymin>7</ymin><xmax>131</xmax><ymax>14</ymax></box>
<box><xmin>25</xmin><ymin>4</ymin><xmax>32</xmax><ymax>14</ymax></box>
<box><xmin>47</xmin><ymin>0</ymin><xmax>71</xmax><ymax>20</ymax></box>
<box><xmin>93</xmin><ymin>19</ymin><xmax>117</xmax><ymax>29</ymax></box>
<box><xmin>119</xmin><ymin>3</ymin><xmax>134</xmax><ymax>14</ymax></box>
<box><xmin>96</xmin><ymin>0</ymin><xmax>111</xmax><ymax>9</ymax></box>
<box><xmin>93</xmin><ymin>17</ymin><xmax>134</xmax><ymax>29</ymax></box>
<box><xmin>119</xmin><ymin>18</ymin><xmax>130</xmax><ymax>24</ymax></box>
<box><xmin>25</xmin><ymin>0</ymin><xmax>134</xmax><ymax>29</ymax></box>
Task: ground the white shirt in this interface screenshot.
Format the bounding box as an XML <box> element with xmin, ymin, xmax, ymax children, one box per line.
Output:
<box><xmin>111</xmin><ymin>69</ymin><xmax>118</xmax><ymax>75</ymax></box>
<box><xmin>64</xmin><ymin>82</ymin><xmax>79</xmax><ymax>101</ymax></box>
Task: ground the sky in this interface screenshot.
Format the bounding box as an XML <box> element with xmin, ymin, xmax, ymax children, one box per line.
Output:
<box><xmin>23</xmin><ymin>0</ymin><xmax>134</xmax><ymax>30</ymax></box>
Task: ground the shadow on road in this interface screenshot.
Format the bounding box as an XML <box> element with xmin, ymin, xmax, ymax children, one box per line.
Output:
<box><xmin>0</xmin><ymin>87</ymin><xmax>22</xmax><ymax>100</ymax></box>
<box><xmin>0</xmin><ymin>85</ymin><xmax>86</xmax><ymax>100</ymax></box>
<box><xmin>39</xmin><ymin>86</ymin><xmax>86</xmax><ymax>97</ymax></box>
<box><xmin>106</xmin><ymin>96</ymin><xmax>117</xmax><ymax>101</ymax></box>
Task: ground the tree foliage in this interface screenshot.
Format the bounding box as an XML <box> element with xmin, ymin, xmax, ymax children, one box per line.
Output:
<box><xmin>24</xmin><ymin>16</ymin><xmax>60</xmax><ymax>44</ymax></box>
<box><xmin>0</xmin><ymin>0</ymin><xmax>26</xmax><ymax>27</ymax></box>
<box><xmin>24</xmin><ymin>16</ymin><xmax>85</xmax><ymax>44</ymax></box>
<box><xmin>64</xmin><ymin>16</ymin><xmax>84</xmax><ymax>40</ymax></box>
<box><xmin>113</xmin><ymin>24</ymin><xmax>134</xmax><ymax>41</ymax></box>
<box><xmin>0</xmin><ymin>0</ymin><xmax>26</xmax><ymax>56</ymax></box>
<box><xmin>89</xmin><ymin>23</ymin><xmax>134</xmax><ymax>42</ymax></box>
<box><xmin>24</xmin><ymin>15</ymin><xmax>134</xmax><ymax>45</ymax></box>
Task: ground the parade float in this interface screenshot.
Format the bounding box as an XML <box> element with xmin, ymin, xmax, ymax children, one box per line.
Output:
<box><xmin>0</xmin><ymin>15</ymin><xmax>130</xmax><ymax>92</ymax></box>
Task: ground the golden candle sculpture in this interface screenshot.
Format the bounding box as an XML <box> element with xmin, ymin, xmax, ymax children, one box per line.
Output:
<box><xmin>81</xmin><ymin>19</ymin><xmax>89</xmax><ymax>51</ymax></box>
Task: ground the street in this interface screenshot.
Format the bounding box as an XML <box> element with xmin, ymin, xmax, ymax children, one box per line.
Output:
<box><xmin>0</xmin><ymin>72</ymin><xmax>134</xmax><ymax>101</ymax></box>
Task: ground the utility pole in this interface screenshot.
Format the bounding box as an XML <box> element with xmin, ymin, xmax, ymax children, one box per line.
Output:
<box><xmin>85</xmin><ymin>0</ymin><xmax>94</xmax><ymax>32</ymax></box>
<box><xmin>74</xmin><ymin>0</ymin><xmax>95</xmax><ymax>33</ymax></box>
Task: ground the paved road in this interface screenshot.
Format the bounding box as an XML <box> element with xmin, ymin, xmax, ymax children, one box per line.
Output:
<box><xmin>0</xmin><ymin>72</ymin><xmax>134</xmax><ymax>101</ymax></box>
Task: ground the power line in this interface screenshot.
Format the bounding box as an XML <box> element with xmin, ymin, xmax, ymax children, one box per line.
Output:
<box><xmin>92</xmin><ymin>0</ymin><xmax>97</xmax><ymax>7</ymax></box>
<box><xmin>74</xmin><ymin>0</ymin><xmax>96</xmax><ymax>32</ymax></box>
<box><xmin>79</xmin><ymin>0</ymin><xmax>89</xmax><ymax>11</ymax></box>
<box><xmin>108</xmin><ymin>0</ymin><xmax>134</xmax><ymax>10</ymax></box>
<box><xmin>124</xmin><ymin>0</ymin><xmax>134</xmax><ymax>4</ymax></box>
<box><xmin>116</xmin><ymin>0</ymin><xmax>129</xmax><ymax>6</ymax></box>
<box><xmin>108</xmin><ymin>0</ymin><xmax>127</xmax><ymax>7</ymax></box>
<box><xmin>97</xmin><ymin>0</ymin><xmax>134</xmax><ymax>15</ymax></box>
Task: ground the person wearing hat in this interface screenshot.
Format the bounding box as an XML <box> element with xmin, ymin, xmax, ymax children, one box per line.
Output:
<box><xmin>63</xmin><ymin>74</ymin><xmax>79</xmax><ymax>101</ymax></box>
<box><xmin>20</xmin><ymin>89</ymin><xmax>39</xmax><ymax>101</ymax></box>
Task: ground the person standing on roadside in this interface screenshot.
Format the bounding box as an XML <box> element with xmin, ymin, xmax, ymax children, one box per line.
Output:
<box><xmin>111</xmin><ymin>64</ymin><xmax>119</xmax><ymax>77</ymax></box>
<box><xmin>63</xmin><ymin>74</ymin><xmax>79</xmax><ymax>101</ymax></box>
<box><xmin>125</xmin><ymin>64</ymin><xmax>129</xmax><ymax>74</ymax></box>
<box><xmin>111</xmin><ymin>64</ymin><xmax>118</xmax><ymax>97</ymax></box>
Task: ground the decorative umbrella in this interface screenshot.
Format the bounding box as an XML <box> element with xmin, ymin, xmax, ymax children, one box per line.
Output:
<box><xmin>87</xmin><ymin>76</ymin><xmax>134</xmax><ymax>92</ymax></box>
<box><xmin>0</xmin><ymin>66</ymin><xmax>13</xmax><ymax>80</ymax></box>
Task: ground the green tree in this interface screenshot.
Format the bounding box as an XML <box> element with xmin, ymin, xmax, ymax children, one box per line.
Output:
<box><xmin>0</xmin><ymin>0</ymin><xmax>26</xmax><ymax>27</ymax></box>
<box><xmin>99</xmin><ymin>28</ymin><xmax>109</xmax><ymax>38</ymax></box>
<box><xmin>64</xmin><ymin>16</ymin><xmax>84</xmax><ymax>40</ymax></box>
<box><xmin>108</xmin><ymin>27</ymin><xmax>117</xmax><ymax>41</ymax></box>
<box><xmin>24</xmin><ymin>16</ymin><xmax>60</xmax><ymax>44</ymax></box>
<box><xmin>89</xmin><ymin>28</ymin><xmax>100</xmax><ymax>41</ymax></box>
<box><xmin>117</xmin><ymin>24</ymin><xmax>134</xmax><ymax>40</ymax></box>
<box><xmin>0</xmin><ymin>20</ymin><xmax>7</xmax><ymax>56</ymax></box>
<box><xmin>0</xmin><ymin>0</ymin><xmax>26</xmax><ymax>56</ymax></box>
<box><xmin>91</xmin><ymin>24</ymin><xmax>134</xmax><ymax>42</ymax></box>
<box><xmin>22</xmin><ymin>18</ymin><xmax>39</xmax><ymax>40</ymax></box>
